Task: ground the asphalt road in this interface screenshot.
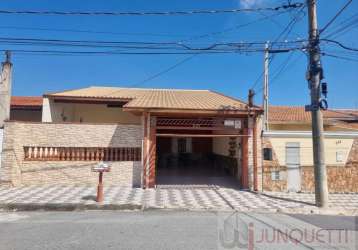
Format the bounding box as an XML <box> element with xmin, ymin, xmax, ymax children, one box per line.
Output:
<box><xmin>0</xmin><ymin>211</ymin><xmax>356</xmax><ymax>250</ymax></box>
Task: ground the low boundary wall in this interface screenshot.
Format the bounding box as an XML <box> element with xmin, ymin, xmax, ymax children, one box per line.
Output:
<box><xmin>0</xmin><ymin>121</ymin><xmax>143</xmax><ymax>187</ymax></box>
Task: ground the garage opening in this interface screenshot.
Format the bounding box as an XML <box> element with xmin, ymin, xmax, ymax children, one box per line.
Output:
<box><xmin>156</xmin><ymin>136</ymin><xmax>242</xmax><ymax>188</ymax></box>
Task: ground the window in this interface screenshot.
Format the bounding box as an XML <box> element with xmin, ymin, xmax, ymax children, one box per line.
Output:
<box><xmin>263</xmin><ymin>148</ymin><xmax>273</xmax><ymax>161</ymax></box>
<box><xmin>336</xmin><ymin>151</ymin><xmax>344</xmax><ymax>163</ymax></box>
<box><xmin>271</xmin><ymin>171</ymin><xmax>280</xmax><ymax>181</ymax></box>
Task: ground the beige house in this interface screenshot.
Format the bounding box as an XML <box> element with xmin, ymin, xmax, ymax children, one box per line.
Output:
<box><xmin>263</xmin><ymin>106</ymin><xmax>358</xmax><ymax>193</ymax></box>
<box><xmin>1</xmin><ymin>87</ymin><xmax>357</xmax><ymax>193</ymax></box>
<box><xmin>1</xmin><ymin>86</ymin><xmax>263</xmax><ymax>189</ymax></box>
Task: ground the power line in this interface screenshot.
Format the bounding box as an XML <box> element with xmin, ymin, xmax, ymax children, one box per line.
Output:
<box><xmin>321</xmin><ymin>39</ymin><xmax>358</xmax><ymax>52</ymax></box>
<box><xmin>0</xmin><ymin>45</ymin><xmax>304</xmax><ymax>56</ymax></box>
<box><xmin>0</xmin><ymin>36</ymin><xmax>307</xmax><ymax>56</ymax></box>
<box><xmin>0</xmin><ymin>49</ymin><xmax>235</xmax><ymax>55</ymax></box>
<box><xmin>180</xmin><ymin>11</ymin><xmax>288</xmax><ymax>42</ymax></box>
<box><xmin>250</xmin><ymin>4</ymin><xmax>306</xmax><ymax>90</ymax></box>
<box><xmin>256</xmin><ymin>51</ymin><xmax>304</xmax><ymax>94</ymax></box>
<box><xmin>0</xmin><ymin>36</ymin><xmax>306</xmax><ymax>48</ymax></box>
<box><xmin>0</xmin><ymin>10</ymin><xmax>291</xmax><ymax>43</ymax></box>
<box><xmin>321</xmin><ymin>52</ymin><xmax>358</xmax><ymax>63</ymax></box>
<box><xmin>323</xmin><ymin>13</ymin><xmax>358</xmax><ymax>39</ymax></box>
<box><xmin>131</xmin><ymin>55</ymin><xmax>196</xmax><ymax>87</ymax></box>
<box><xmin>100</xmin><ymin>55</ymin><xmax>197</xmax><ymax>96</ymax></box>
<box><xmin>0</xmin><ymin>3</ymin><xmax>304</xmax><ymax>16</ymax></box>
<box><xmin>126</xmin><ymin>11</ymin><xmax>294</xmax><ymax>89</ymax></box>
<box><xmin>0</xmin><ymin>25</ymin><xmax>187</xmax><ymax>38</ymax></box>
<box><xmin>319</xmin><ymin>0</ymin><xmax>353</xmax><ymax>35</ymax></box>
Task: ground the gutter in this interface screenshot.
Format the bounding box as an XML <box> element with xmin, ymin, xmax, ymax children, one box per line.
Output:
<box><xmin>263</xmin><ymin>130</ymin><xmax>358</xmax><ymax>139</ymax></box>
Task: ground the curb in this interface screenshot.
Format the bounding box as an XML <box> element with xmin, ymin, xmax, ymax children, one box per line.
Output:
<box><xmin>0</xmin><ymin>203</ymin><xmax>357</xmax><ymax>215</ymax></box>
<box><xmin>0</xmin><ymin>203</ymin><xmax>142</xmax><ymax>212</ymax></box>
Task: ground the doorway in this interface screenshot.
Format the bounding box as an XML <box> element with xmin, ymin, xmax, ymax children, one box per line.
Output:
<box><xmin>286</xmin><ymin>142</ymin><xmax>301</xmax><ymax>192</ymax></box>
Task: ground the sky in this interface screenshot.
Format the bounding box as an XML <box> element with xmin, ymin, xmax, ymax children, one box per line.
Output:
<box><xmin>0</xmin><ymin>0</ymin><xmax>357</xmax><ymax>108</ymax></box>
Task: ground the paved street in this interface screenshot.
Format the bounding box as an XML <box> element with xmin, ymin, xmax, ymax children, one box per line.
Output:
<box><xmin>0</xmin><ymin>211</ymin><xmax>356</xmax><ymax>250</ymax></box>
<box><xmin>0</xmin><ymin>185</ymin><xmax>358</xmax><ymax>214</ymax></box>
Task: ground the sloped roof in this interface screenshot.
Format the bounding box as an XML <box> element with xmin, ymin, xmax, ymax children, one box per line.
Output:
<box><xmin>45</xmin><ymin>86</ymin><xmax>254</xmax><ymax>111</ymax></box>
<box><xmin>11</xmin><ymin>96</ymin><xmax>42</xmax><ymax>107</ymax></box>
<box><xmin>269</xmin><ymin>106</ymin><xmax>358</xmax><ymax>123</ymax></box>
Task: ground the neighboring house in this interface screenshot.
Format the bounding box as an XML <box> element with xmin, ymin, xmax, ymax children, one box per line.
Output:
<box><xmin>263</xmin><ymin>106</ymin><xmax>358</xmax><ymax>193</ymax></box>
<box><xmin>0</xmin><ymin>96</ymin><xmax>42</xmax><ymax>169</ymax></box>
<box><xmin>10</xmin><ymin>96</ymin><xmax>43</xmax><ymax>122</ymax></box>
<box><xmin>0</xmin><ymin>86</ymin><xmax>263</xmax><ymax>189</ymax></box>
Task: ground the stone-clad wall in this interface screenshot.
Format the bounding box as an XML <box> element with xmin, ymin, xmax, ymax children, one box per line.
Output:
<box><xmin>301</xmin><ymin>139</ymin><xmax>358</xmax><ymax>193</ymax></box>
<box><xmin>262</xmin><ymin>139</ymin><xmax>287</xmax><ymax>192</ymax></box>
<box><xmin>0</xmin><ymin>121</ymin><xmax>143</xmax><ymax>187</ymax></box>
<box><xmin>263</xmin><ymin>138</ymin><xmax>358</xmax><ymax>193</ymax></box>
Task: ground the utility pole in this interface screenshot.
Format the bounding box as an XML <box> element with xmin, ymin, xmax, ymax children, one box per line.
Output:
<box><xmin>306</xmin><ymin>0</ymin><xmax>329</xmax><ymax>208</ymax></box>
<box><xmin>263</xmin><ymin>42</ymin><xmax>269</xmax><ymax>131</ymax></box>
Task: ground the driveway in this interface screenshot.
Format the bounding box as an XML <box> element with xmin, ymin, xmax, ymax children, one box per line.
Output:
<box><xmin>0</xmin><ymin>185</ymin><xmax>357</xmax><ymax>215</ymax></box>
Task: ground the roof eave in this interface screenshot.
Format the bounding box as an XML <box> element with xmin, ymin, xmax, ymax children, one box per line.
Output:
<box><xmin>123</xmin><ymin>106</ymin><xmax>260</xmax><ymax>115</ymax></box>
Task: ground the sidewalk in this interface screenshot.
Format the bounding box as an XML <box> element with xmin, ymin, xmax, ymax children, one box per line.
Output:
<box><xmin>0</xmin><ymin>185</ymin><xmax>357</xmax><ymax>215</ymax></box>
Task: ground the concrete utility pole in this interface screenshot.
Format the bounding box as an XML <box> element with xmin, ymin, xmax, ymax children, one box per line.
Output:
<box><xmin>0</xmin><ymin>51</ymin><xmax>12</xmax><ymax>128</ymax></box>
<box><xmin>306</xmin><ymin>0</ymin><xmax>329</xmax><ymax>208</ymax></box>
<box><xmin>263</xmin><ymin>42</ymin><xmax>269</xmax><ymax>131</ymax></box>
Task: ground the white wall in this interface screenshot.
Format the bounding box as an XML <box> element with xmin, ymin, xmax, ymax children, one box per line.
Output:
<box><xmin>269</xmin><ymin>137</ymin><xmax>354</xmax><ymax>166</ymax></box>
<box><xmin>42</xmin><ymin>97</ymin><xmax>141</xmax><ymax>124</ymax></box>
<box><xmin>212</xmin><ymin>137</ymin><xmax>242</xmax><ymax>180</ymax></box>
<box><xmin>213</xmin><ymin>137</ymin><xmax>241</xmax><ymax>158</ymax></box>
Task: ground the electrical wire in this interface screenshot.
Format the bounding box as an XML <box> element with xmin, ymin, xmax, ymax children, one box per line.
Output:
<box><xmin>321</xmin><ymin>39</ymin><xmax>358</xmax><ymax>52</ymax></box>
<box><xmin>323</xmin><ymin>13</ymin><xmax>358</xmax><ymax>40</ymax></box>
<box><xmin>319</xmin><ymin>0</ymin><xmax>353</xmax><ymax>35</ymax></box>
<box><xmin>0</xmin><ymin>3</ymin><xmax>304</xmax><ymax>16</ymax></box>
<box><xmin>255</xmin><ymin>51</ymin><xmax>304</xmax><ymax>94</ymax></box>
<box><xmin>321</xmin><ymin>52</ymin><xmax>358</xmax><ymax>63</ymax></box>
<box><xmin>121</xmin><ymin>11</ymin><xmax>297</xmax><ymax>89</ymax></box>
<box><xmin>0</xmin><ymin>25</ymin><xmax>187</xmax><ymax>38</ymax></box>
<box><xmin>130</xmin><ymin>55</ymin><xmax>197</xmax><ymax>87</ymax></box>
<box><xmin>0</xmin><ymin>10</ymin><xmax>291</xmax><ymax>42</ymax></box>
<box><xmin>250</xmin><ymin>4</ymin><xmax>306</xmax><ymax>91</ymax></box>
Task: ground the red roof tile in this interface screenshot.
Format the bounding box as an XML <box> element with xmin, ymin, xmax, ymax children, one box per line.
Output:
<box><xmin>269</xmin><ymin>106</ymin><xmax>358</xmax><ymax>123</ymax></box>
<box><xmin>11</xmin><ymin>96</ymin><xmax>42</xmax><ymax>107</ymax></box>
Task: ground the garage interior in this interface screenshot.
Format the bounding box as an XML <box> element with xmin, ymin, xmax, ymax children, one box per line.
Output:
<box><xmin>156</xmin><ymin>134</ymin><xmax>243</xmax><ymax>188</ymax></box>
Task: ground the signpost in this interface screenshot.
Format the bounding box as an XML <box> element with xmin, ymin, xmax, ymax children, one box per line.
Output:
<box><xmin>92</xmin><ymin>162</ymin><xmax>110</xmax><ymax>203</ymax></box>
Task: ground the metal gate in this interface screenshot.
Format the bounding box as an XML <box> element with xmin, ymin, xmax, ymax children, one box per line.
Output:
<box><xmin>286</xmin><ymin>142</ymin><xmax>301</xmax><ymax>192</ymax></box>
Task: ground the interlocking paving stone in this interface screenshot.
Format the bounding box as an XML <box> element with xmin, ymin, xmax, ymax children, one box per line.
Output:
<box><xmin>0</xmin><ymin>186</ymin><xmax>357</xmax><ymax>212</ymax></box>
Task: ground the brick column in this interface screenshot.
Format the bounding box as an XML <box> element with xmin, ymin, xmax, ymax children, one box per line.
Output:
<box><xmin>253</xmin><ymin>118</ymin><xmax>258</xmax><ymax>191</ymax></box>
<box><xmin>241</xmin><ymin>128</ymin><xmax>249</xmax><ymax>189</ymax></box>
<box><xmin>147</xmin><ymin>116</ymin><xmax>156</xmax><ymax>188</ymax></box>
<box><xmin>256</xmin><ymin>116</ymin><xmax>263</xmax><ymax>192</ymax></box>
<box><xmin>142</xmin><ymin>113</ymin><xmax>148</xmax><ymax>188</ymax></box>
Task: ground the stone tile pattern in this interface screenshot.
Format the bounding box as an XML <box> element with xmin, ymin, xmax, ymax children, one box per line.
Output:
<box><xmin>263</xmin><ymin>138</ymin><xmax>358</xmax><ymax>193</ymax></box>
<box><xmin>301</xmin><ymin>138</ymin><xmax>358</xmax><ymax>193</ymax></box>
<box><xmin>0</xmin><ymin>121</ymin><xmax>143</xmax><ymax>187</ymax></box>
<box><xmin>0</xmin><ymin>185</ymin><xmax>357</xmax><ymax>211</ymax></box>
<box><xmin>262</xmin><ymin>138</ymin><xmax>287</xmax><ymax>192</ymax></box>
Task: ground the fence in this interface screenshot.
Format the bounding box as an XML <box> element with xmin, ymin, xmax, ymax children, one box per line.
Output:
<box><xmin>24</xmin><ymin>146</ymin><xmax>141</xmax><ymax>162</ymax></box>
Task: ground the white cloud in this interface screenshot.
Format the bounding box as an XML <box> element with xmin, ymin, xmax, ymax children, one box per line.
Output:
<box><xmin>239</xmin><ymin>0</ymin><xmax>265</xmax><ymax>8</ymax></box>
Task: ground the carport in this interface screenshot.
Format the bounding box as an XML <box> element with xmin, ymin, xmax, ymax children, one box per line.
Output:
<box><xmin>141</xmin><ymin>114</ymin><xmax>260</xmax><ymax>189</ymax></box>
<box><xmin>156</xmin><ymin>134</ymin><xmax>241</xmax><ymax>188</ymax></box>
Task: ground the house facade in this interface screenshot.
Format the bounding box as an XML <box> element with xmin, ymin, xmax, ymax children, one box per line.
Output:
<box><xmin>0</xmin><ymin>86</ymin><xmax>263</xmax><ymax>190</ymax></box>
<box><xmin>262</xmin><ymin>106</ymin><xmax>358</xmax><ymax>193</ymax></box>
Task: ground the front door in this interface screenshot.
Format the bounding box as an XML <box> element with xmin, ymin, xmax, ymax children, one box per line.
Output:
<box><xmin>286</xmin><ymin>142</ymin><xmax>301</xmax><ymax>192</ymax></box>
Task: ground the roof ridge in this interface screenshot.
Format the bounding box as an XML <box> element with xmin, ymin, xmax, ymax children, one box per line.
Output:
<box><xmin>43</xmin><ymin>86</ymin><xmax>94</xmax><ymax>97</ymax></box>
<box><xmin>89</xmin><ymin>85</ymin><xmax>210</xmax><ymax>92</ymax></box>
<box><xmin>209</xmin><ymin>90</ymin><xmax>253</xmax><ymax>107</ymax></box>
